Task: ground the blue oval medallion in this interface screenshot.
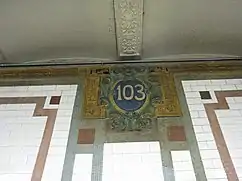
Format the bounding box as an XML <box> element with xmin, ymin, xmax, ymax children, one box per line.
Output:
<box><xmin>112</xmin><ymin>79</ymin><xmax>147</xmax><ymax>112</ymax></box>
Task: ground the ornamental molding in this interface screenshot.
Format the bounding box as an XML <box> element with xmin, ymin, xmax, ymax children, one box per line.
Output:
<box><xmin>0</xmin><ymin>62</ymin><xmax>241</xmax><ymax>79</ymax></box>
<box><xmin>114</xmin><ymin>0</ymin><xmax>143</xmax><ymax>57</ymax></box>
<box><xmin>83</xmin><ymin>74</ymin><xmax>106</xmax><ymax>119</ymax></box>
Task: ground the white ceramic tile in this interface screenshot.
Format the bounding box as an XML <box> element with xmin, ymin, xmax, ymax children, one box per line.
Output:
<box><xmin>0</xmin><ymin>85</ymin><xmax>77</xmax><ymax>181</ymax></box>
<box><xmin>183</xmin><ymin>79</ymin><xmax>242</xmax><ymax>181</ymax></box>
<box><xmin>171</xmin><ymin>151</ymin><xmax>196</xmax><ymax>181</ymax></box>
<box><xmin>102</xmin><ymin>142</ymin><xmax>164</xmax><ymax>181</ymax></box>
<box><xmin>72</xmin><ymin>154</ymin><xmax>93</xmax><ymax>181</ymax></box>
<box><xmin>205</xmin><ymin>85</ymin><xmax>222</xmax><ymax>91</ymax></box>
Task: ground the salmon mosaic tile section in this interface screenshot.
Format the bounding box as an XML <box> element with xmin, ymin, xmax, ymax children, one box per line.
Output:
<box><xmin>0</xmin><ymin>85</ymin><xmax>77</xmax><ymax>181</ymax></box>
<box><xmin>182</xmin><ymin>79</ymin><xmax>242</xmax><ymax>181</ymax></box>
<box><xmin>77</xmin><ymin>129</ymin><xmax>95</xmax><ymax>144</ymax></box>
<box><xmin>167</xmin><ymin>126</ymin><xmax>186</xmax><ymax>141</ymax></box>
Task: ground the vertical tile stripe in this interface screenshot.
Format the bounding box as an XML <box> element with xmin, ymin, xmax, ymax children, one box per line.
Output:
<box><xmin>32</xmin><ymin>109</ymin><xmax>57</xmax><ymax>181</ymax></box>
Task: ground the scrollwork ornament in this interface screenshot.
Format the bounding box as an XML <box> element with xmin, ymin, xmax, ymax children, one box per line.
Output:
<box><xmin>108</xmin><ymin>112</ymin><xmax>152</xmax><ymax>132</ymax></box>
<box><xmin>114</xmin><ymin>0</ymin><xmax>143</xmax><ymax>56</ymax></box>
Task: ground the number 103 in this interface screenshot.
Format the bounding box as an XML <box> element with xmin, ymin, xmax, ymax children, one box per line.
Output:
<box><xmin>116</xmin><ymin>84</ymin><xmax>146</xmax><ymax>101</ymax></box>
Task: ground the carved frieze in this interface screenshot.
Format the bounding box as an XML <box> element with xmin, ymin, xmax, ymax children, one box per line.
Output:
<box><xmin>114</xmin><ymin>0</ymin><xmax>143</xmax><ymax>57</ymax></box>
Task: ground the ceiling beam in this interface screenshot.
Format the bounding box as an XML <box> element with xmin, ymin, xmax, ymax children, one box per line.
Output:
<box><xmin>114</xmin><ymin>0</ymin><xmax>143</xmax><ymax>58</ymax></box>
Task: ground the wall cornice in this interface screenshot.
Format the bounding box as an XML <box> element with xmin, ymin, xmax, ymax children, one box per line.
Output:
<box><xmin>0</xmin><ymin>61</ymin><xmax>241</xmax><ymax>78</ymax></box>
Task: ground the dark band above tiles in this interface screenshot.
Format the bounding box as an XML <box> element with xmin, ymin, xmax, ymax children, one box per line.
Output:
<box><xmin>199</xmin><ymin>91</ymin><xmax>212</xmax><ymax>99</ymax></box>
<box><xmin>77</xmin><ymin>129</ymin><xmax>95</xmax><ymax>144</ymax></box>
<box><xmin>50</xmin><ymin>96</ymin><xmax>61</xmax><ymax>105</ymax></box>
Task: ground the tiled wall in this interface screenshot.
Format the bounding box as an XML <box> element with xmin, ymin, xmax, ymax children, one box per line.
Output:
<box><xmin>0</xmin><ymin>85</ymin><xmax>77</xmax><ymax>181</ymax></box>
<box><xmin>72</xmin><ymin>154</ymin><xmax>93</xmax><ymax>181</ymax></box>
<box><xmin>171</xmin><ymin>151</ymin><xmax>196</xmax><ymax>181</ymax></box>
<box><xmin>182</xmin><ymin>79</ymin><xmax>242</xmax><ymax>181</ymax></box>
<box><xmin>102</xmin><ymin>142</ymin><xmax>165</xmax><ymax>181</ymax></box>
<box><xmin>2</xmin><ymin>77</ymin><xmax>242</xmax><ymax>181</ymax></box>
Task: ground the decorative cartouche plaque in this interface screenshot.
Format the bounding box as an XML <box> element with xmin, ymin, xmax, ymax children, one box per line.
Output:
<box><xmin>83</xmin><ymin>66</ymin><xmax>181</xmax><ymax>131</ymax></box>
<box><xmin>110</xmin><ymin>79</ymin><xmax>149</xmax><ymax>113</ymax></box>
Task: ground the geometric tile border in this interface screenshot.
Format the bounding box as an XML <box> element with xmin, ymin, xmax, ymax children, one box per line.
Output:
<box><xmin>183</xmin><ymin>79</ymin><xmax>242</xmax><ymax>181</ymax></box>
<box><xmin>204</xmin><ymin>91</ymin><xmax>242</xmax><ymax>181</ymax></box>
<box><xmin>0</xmin><ymin>85</ymin><xmax>77</xmax><ymax>181</ymax></box>
<box><xmin>0</xmin><ymin>96</ymin><xmax>56</xmax><ymax>181</ymax></box>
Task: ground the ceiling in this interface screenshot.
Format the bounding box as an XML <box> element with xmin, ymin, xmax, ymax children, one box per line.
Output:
<box><xmin>0</xmin><ymin>0</ymin><xmax>242</xmax><ymax>65</ymax></box>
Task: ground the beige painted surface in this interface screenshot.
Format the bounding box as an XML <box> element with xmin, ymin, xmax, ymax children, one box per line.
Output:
<box><xmin>0</xmin><ymin>0</ymin><xmax>242</xmax><ymax>63</ymax></box>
